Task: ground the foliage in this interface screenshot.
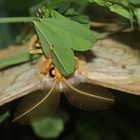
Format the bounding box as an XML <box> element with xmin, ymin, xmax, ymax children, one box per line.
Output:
<box><xmin>0</xmin><ymin>52</ymin><xmax>39</xmax><ymax>69</ymax></box>
<box><xmin>0</xmin><ymin>0</ymin><xmax>140</xmax><ymax>75</ymax></box>
<box><xmin>0</xmin><ymin>0</ymin><xmax>96</xmax><ymax>76</ymax></box>
<box><xmin>31</xmin><ymin>117</ymin><xmax>64</xmax><ymax>139</ymax></box>
<box><xmin>33</xmin><ymin>9</ymin><xmax>95</xmax><ymax>76</ymax></box>
<box><xmin>31</xmin><ymin>109</ymin><xmax>69</xmax><ymax>139</ymax></box>
<box><xmin>89</xmin><ymin>0</ymin><xmax>140</xmax><ymax>27</ymax></box>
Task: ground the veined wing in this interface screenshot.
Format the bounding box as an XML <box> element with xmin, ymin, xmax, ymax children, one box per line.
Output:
<box><xmin>77</xmin><ymin>37</ymin><xmax>140</xmax><ymax>96</ymax></box>
<box><xmin>13</xmin><ymin>80</ymin><xmax>60</xmax><ymax>124</ymax></box>
<box><xmin>63</xmin><ymin>79</ymin><xmax>114</xmax><ymax>111</ymax></box>
<box><xmin>0</xmin><ymin>60</ymin><xmax>40</xmax><ymax>106</ymax></box>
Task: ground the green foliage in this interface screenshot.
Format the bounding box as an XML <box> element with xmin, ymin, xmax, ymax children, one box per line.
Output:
<box><xmin>31</xmin><ymin>109</ymin><xmax>69</xmax><ymax>138</ymax></box>
<box><xmin>2</xmin><ymin>0</ymin><xmax>140</xmax><ymax>75</ymax></box>
<box><xmin>0</xmin><ymin>1</ymin><xmax>96</xmax><ymax>76</ymax></box>
<box><xmin>33</xmin><ymin>10</ymin><xmax>95</xmax><ymax>76</ymax></box>
<box><xmin>129</xmin><ymin>0</ymin><xmax>140</xmax><ymax>5</ymax></box>
<box><xmin>0</xmin><ymin>52</ymin><xmax>39</xmax><ymax>69</ymax></box>
<box><xmin>90</xmin><ymin>0</ymin><xmax>127</xmax><ymax>15</ymax></box>
<box><xmin>89</xmin><ymin>0</ymin><xmax>140</xmax><ymax>27</ymax></box>
<box><xmin>135</xmin><ymin>8</ymin><xmax>140</xmax><ymax>25</ymax></box>
<box><xmin>32</xmin><ymin>2</ymin><xmax>94</xmax><ymax>76</ymax></box>
<box><xmin>31</xmin><ymin>116</ymin><xmax>64</xmax><ymax>139</ymax></box>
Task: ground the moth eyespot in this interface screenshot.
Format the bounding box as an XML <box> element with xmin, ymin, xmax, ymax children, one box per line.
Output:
<box><xmin>49</xmin><ymin>67</ymin><xmax>55</xmax><ymax>77</ymax></box>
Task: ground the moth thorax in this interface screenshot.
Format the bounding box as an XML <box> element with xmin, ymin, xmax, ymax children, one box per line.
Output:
<box><xmin>58</xmin><ymin>82</ymin><xmax>65</xmax><ymax>91</ymax></box>
<box><xmin>55</xmin><ymin>68</ymin><xmax>64</xmax><ymax>81</ymax></box>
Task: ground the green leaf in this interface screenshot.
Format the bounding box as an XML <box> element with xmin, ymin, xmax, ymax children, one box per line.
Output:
<box><xmin>52</xmin><ymin>45</ymin><xmax>75</xmax><ymax>76</ymax></box>
<box><xmin>0</xmin><ymin>52</ymin><xmax>39</xmax><ymax>69</ymax></box>
<box><xmin>34</xmin><ymin>26</ymin><xmax>50</xmax><ymax>56</ymax></box>
<box><xmin>33</xmin><ymin>17</ymin><xmax>96</xmax><ymax>76</ymax></box>
<box><xmin>135</xmin><ymin>8</ymin><xmax>140</xmax><ymax>26</ymax></box>
<box><xmin>90</xmin><ymin>0</ymin><xmax>139</xmax><ymax>27</ymax></box>
<box><xmin>91</xmin><ymin>0</ymin><xmax>130</xmax><ymax>19</ymax></box>
<box><xmin>34</xmin><ymin>20</ymin><xmax>75</xmax><ymax>76</ymax></box>
<box><xmin>42</xmin><ymin>8</ymin><xmax>67</xmax><ymax>19</ymax></box>
<box><xmin>31</xmin><ymin>117</ymin><xmax>64</xmax><ymax>139</ymax></box>
<box><xmin>71</xmin><ymin>15</ymin><xmax>90</xmax><ymax>25</ymax></box>
<box><xmin>40</xmin><ymin>19</ymin><xmax>95</xmax><ymax>50</ymax></box>
<box><xmin>109</xmin><ymin>4</ymin><xmax>130</xmax><ymax>19</ymax></box>
<box><xmin>46</xmin><ymin>0</ymin><xmax>69</xmax><ymax>9</ymax></box>
<box><xmin>129</xmin><ymin>0</ymin><xmax>140</xmax><ymax>5</ymax></box>
<box><xmin>90</xmin><ymin>0</ymin><xmax>112</xmax><ymax>7</ymax></box>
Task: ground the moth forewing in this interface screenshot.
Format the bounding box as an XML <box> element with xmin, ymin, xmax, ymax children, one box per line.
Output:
<box><xmin>0</xmin><ymin>61</ymin><xmax>40</xmax><ymax>106</ymax></box>
<box><xmin>63</xmin><ymin>79</ymin><xmax>114</xmax><ymax>111</ymax></box>
<box><xmin>13</xmin><ymin>80</ymin><xmax>60</xmax><ymax>124</ymax></box>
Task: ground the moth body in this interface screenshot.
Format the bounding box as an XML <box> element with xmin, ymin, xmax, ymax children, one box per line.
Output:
<box><xmin>13</xmin><ymin>45</ymin><xmax>114</xmax><ymax>123</ymax></box>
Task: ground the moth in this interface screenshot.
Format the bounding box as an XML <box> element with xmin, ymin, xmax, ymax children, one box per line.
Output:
<box><xmin>2</xmin><ymin>32</ymin><xmax>139</xmax><ymax>124</ymax></box>
<box><xmin>13</xmin><ymin>57</ymin><xmax>114</xmax><ymax>124</ymax></box>
<box><xmin>12</xmin><ymin>35</ymin><xmax>114</xmax><ymax>124</ymax></box>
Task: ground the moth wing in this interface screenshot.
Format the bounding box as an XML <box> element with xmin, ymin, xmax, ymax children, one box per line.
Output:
<box><xmin>0</xmin><ymin>61</ymin><xmax>40</xmax><ymax>106</ymax></box>
<box><xmin>63</xmin><ymin>79</ymin><xmax>114</xmax><ymax>111</ymax></box>
<box><xmin>13</xmin><ymin>81</ymin><xmax>60</xmax><ymax>124</ymax></box>
<box><xmin>77</xmin><ymin>40</ymin><xmax>140</xmax><ymax>96</ymax></box>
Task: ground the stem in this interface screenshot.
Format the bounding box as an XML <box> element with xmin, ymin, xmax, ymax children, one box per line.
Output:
<box><xmin>0</xmin><ymin>17</ymin><xmax>38</xmax><ymax>23</ymax></box>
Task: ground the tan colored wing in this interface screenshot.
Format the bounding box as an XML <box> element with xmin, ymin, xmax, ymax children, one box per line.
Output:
<box><xmin>63</xmin><ymin>79</ymin><xmax>114</xmax><ymax>111</ymax></box>
<box><xmin>0</xmin><ymin>61</ymin><xmax>40</xmax><ymax>106</ymax></box>
<box><xmin>78</xmin><ymin>36</ymin><xmax>140</xmax><ymax>96</ymax></box>
<box><xmin>13</xmin><ymin>80</ymin><xmax>60</xmax><ymax>124</ymax></box>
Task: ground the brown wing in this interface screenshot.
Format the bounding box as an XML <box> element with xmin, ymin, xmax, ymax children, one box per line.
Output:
<box><xmin>77</xmin><ymin>38</ymin><xmax>140</xmax><ymax>96</ymax></box>
<box><xmin>13</xmin><ymin>80</ymin><xmax>60</xmax><ymax>124</ymax></box>
<box><xmin>0</xmin><ymin>61</ymin><xmax>40</xmax><ymax>106</ymax></box>
<box><xmin>63</xmin><ymin>79</ymin><xmax>114</xmax><ymax>111</ymax></box>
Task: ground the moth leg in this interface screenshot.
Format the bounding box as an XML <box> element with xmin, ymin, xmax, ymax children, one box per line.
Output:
<box><xmin>37</xmin><ymin>56</ymin><xmax>53</xmax><ymax>79</ymax></box>
<box><xmin>30</xmin><ymin>49</ymin><xmax>43</xmax><ymax>54</ymax></box>
<box><xmin>28</xmin><ymin>34</ymin><xmax>38</xmax><ymax>52</ymax></box>
<box><xmin>28</xmin><ymin>34</ymin><xmax>43</xmax><ymax>54</ymax></box>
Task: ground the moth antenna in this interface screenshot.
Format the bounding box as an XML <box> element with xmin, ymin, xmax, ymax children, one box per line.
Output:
<box><xmin>63</xmin><ymin>79</ymin><xmax>114</xmax><ymax>111</ymax></box>
<box><xmin>13</xmin><ymin>80</ymin><xmax>59</xmax><ymax>124</ymax></box>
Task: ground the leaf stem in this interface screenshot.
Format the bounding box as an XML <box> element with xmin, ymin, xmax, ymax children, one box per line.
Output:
<box><xmin>0</xmin><ymin>17</ymin><xmax>38</xmax><ymax>23</ymax></box>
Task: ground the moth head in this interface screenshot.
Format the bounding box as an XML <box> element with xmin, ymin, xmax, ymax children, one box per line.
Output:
<box><xmin>49</xmin><ymin>66</ymin><xmax>64</xmax><ymax>82</ymax></box>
